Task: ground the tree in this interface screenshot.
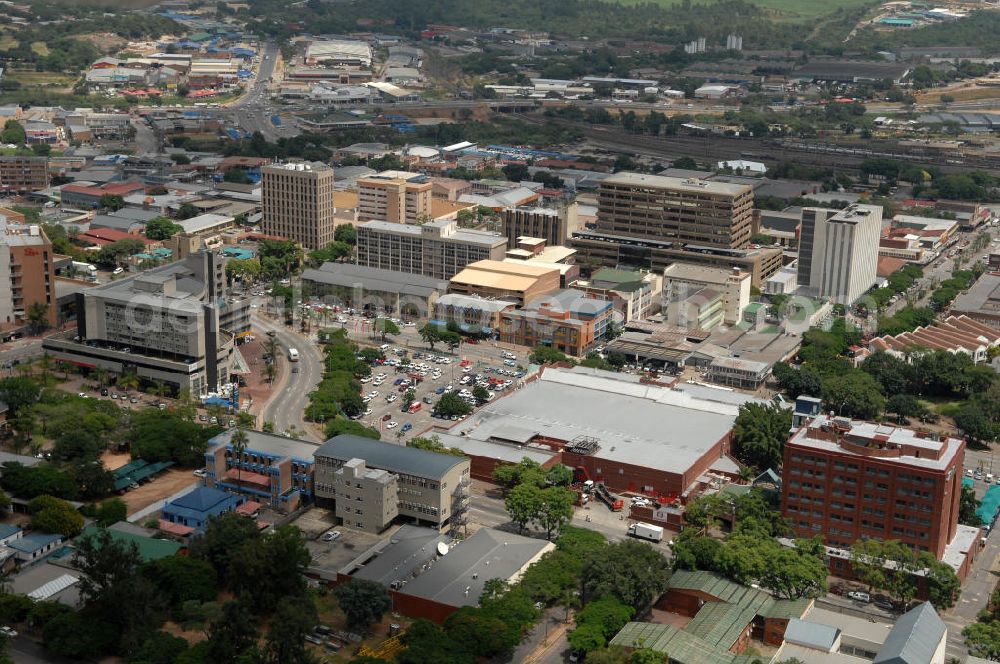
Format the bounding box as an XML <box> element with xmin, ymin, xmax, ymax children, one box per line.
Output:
<box><xmin>332</xmin><ymin>579</ymin><xmax>391</xmax><ymax>631</ymax></box>
<box><xmin>26</xmin><ymin>302</ymin><xmax>51</xmax><ymax>335</ymax></box>
<box><xmin>529</xmin><ymin>345</ymin><xmax>573</xmax><ymax>365</ymax></box>
<box><xmin>537</xmin><ymin>486</ymin><xmax>575</xmax><ymax>540</ymax></box>
<box><xmin>0</xmin><ymin>120</ymin><xmax>25</xmax><ymax>144</ymax></box>
<box><xmin>93</xmin><ymin>498</ymin><xmax>126</xmax><ymax>527</ymax></box>
<box><xmin>144</xmin><ymin>216</ymin><xmax>183</xmax><ymax>240</ymax></box>
<box><xmin>493</xmin><ymin>457</ymin><xmax>545</xmax><ymax>491</ymax></box>
<box><xmin>443</xmin><ymin>607</ymin><xmax>515</xmax><ymax>658</ymax></box>
<box><xmin>821</xmin><ymin>371</ymin><xmax>885</xmax><ymax>419</ymax></box>
<box><xmin>266</xmin><ymin>595</ymin><xmax>318</xmax><ymax>664</ymax></box>
<box><xmin>144</xmin><ymin>555</ymin><xmax>218</xmax><ymax>611</ymax></box>
<box><xmin>732</xmin><ymin>402</ymin><xmax>792</xmax><ymax>470</ymax></box>
<box><xmin>0</xmin><ymin>377</ymin><xmax>40</xmax><ymax>414</ymax></box>
<box><xmin>176</xmin><ymin>202</ymin><xmax>200</xmax><ymax>220</ymax></box>
<box><xmin>505</xmin><ymin>482</ymin><xmax>543</xmax><ymax>534</ymax></box>
<box><xmin>924</xmin><ymin>557</ymin><xmax>960</xmax><ymax>610</ymax></box>
<box><xmin>545</xmin><ymin>464</ymin><xmax>574</xmax><ymax>486</ymax></box>
<box><xmin>582</xmin><ymin>540</ymin><xmax>671</xmax><ymax>610</ymax></box>
<box><xmin>472</xmin><ymin>385</ymin><xmax>491</xmax><ymax>405</ymax></box>
<box><xmin>420</xmin><ymin>323</ymin><xmax>442</xmax><ymax>349</ymax></box>
<box><xmin>402</xmin><ymin>388</ymin><xmax>417</xmax><ymax>411</ymax></box>
<box><xmin>960</xmin><ymin>485</ymin><xmax>983</xmax><ymax>527</ymax></box>
<box><xmin>670</xmin><ymin>530</ymin><xmax>723</xmax><ymax>571</ymax></box>
<box><xmin>569</xmin><ymin>596</ymin><xmax>635</xmax><ymax>654</ymax></box>
<box><xmin>434</xmin><ymin>392</ymin><xmax>473</xmax><ymax>418</ymax></box>
<box><xmin>885</xmin><ymin>394</ymin><xmax>923</xmax><ymax>423</ymax></box>
<box><xmin>126</xmin><ymin>632</ymin><xmax>189</xmax><ymax>664</ymax></box>
<box><xmin>334</xmin><ymin>224</ymin><xmax>357</xmax><ymax>245</ymax></box>
<box><xmin>98</xmin><ymin>194</ymin><xmax>125</xmax><ymax>211</ymax></box>
<box><xmin>955</xmin><ymin>404</ymin><xmax>997</xmax><ymax>445</ymax></box>
<box><xmin>206</xmin><ymin>599</ymin><xmax>257</xmax><ymax>663</ymax></box>
<box><xmin>30</xmin><ymin>495</ymin><xmax>84</xmax><ymax>537</ymax></box>
<box><xmin>965</xmin><ymin>620</ymin><xmax>1000</xmax><ymax>660</ymax></box>
<box><xmin>375</xmin><ymin>318</ymin><xmax>400</xmax><ymax>342</ymax></box>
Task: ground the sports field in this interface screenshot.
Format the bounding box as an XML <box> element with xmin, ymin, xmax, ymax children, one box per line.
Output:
<box><xmin>616</xmin><ymin>0</ymin><xmax>876</xmax><ymax>21</ymax></box>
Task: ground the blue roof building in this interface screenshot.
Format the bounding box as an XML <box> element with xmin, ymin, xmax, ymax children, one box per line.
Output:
<box><xmin>7</xmin><ymin>533</ymin><xmax>63</xmax><ymax>562</ymax></box>
<box><xmin>161</xmin><ymin>486</ymin><xmax>244</xmax><ymax>534</ymax></box>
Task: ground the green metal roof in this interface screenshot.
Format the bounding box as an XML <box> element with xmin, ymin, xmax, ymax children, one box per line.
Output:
<box><xmin>761</xmin><ymin>597</ymin><xmax>814</xmax><ymax>620</ymax></box>
<box><xmin>610</xmin><ymin>622</ymin><xmax>736</xmax><ymax>664</ymax></box>
<box><xmin>79</xmin><ymin>525</ymin><xmax>182</xmax><ymax>562</ymax></box>
<box><xmin>685</xmin><ymin>600</ymin><xmax>759</xmax><ymax>649</ymax></box>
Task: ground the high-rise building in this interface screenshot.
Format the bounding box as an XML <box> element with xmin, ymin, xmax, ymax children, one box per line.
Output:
<box><xmin>356</xmin><ymin>218</ymin><xmax>507</xmax><ymax>280</ymax></box>
<box><xmin>42</xmin><ymin>251</ymin><xmax>250</xmax><ymax>393</ymax></box>
<box><xmin>261</xmin><ymin>162</ymin><xmax>336</xmax><ymax>250</ymax></box>
<box><xmin>357</xmin><ymin>170</ymin><xmax>433</xmax><ymax>224</ymax></box>
<box><xmin>571</xmin><ymin>173</ymin><xmax>782</xmax><ymax>286</ymax></box>
<box><xmin>0</xmin><ymin>156</ymin><xmax>48</xmax><ymax>193</ymax></box>
<box><xmin>0</xmin><ymin>216</ymin><xmax>56</xmax><ymax>333</ymax></box>
<box><xmin>781</xmin><ymin>414</ymin><xmax>965</xmax><ymax>560</ymax></box>
<box><xmin>502</xmin><ymin>203</ymin><xmax>580</xmax><ymax>249</ymax></box>
<box><xmin>797</xmin><ymin>205</ymin><xmax>881</xmax><ymax>304</ymax></box>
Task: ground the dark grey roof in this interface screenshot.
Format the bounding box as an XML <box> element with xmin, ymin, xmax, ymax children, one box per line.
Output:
<box><xmin>109</xmin><ymin>207</ymin><xmax>162</xmax><ymax>222</ymax></box>
<box><xmin>315</xmin><ymin>435</ymin><xmax>467</xmax><ymax>480</ymax></box>
<box><xmin>90</xmin><ymin>214</ymin><xmax>142</xmax><ymax>232</ymax></box>
<box><xmin>393</xmin><ymin>527</ymin><xmax>550</xmax><ymax>608</ymax></box>
<box><xmin>301</xmin><ymin>263</ymin><xmax>445</xmax><ymax>298</ymax></box>
<box><xmin>347</xmin><ymin>525</ymin><xmax>447</xmax><ymax>585</ymax></box>
<box><xmin>874</xmin><ymin>602</ymin><xmax>945</xmax><ymax>664</ymax></box>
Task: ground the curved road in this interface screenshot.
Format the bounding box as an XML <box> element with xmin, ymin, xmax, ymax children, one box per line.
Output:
<box><xmin>253</xmin><ymin>314</ymin><xmax>324</xmax><ymax>442</ymax></box>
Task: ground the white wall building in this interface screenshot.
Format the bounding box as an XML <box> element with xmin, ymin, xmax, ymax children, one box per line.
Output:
<box><xmin>796</xmin><ymin>204</ymin><xmax>881</xmax><ymax>305</ymax></box>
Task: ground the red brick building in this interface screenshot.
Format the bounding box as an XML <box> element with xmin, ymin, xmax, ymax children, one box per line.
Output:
<box><xmin>781</xmin><ymin>415</ymin><xmax>975</xmax><ymax>576</ymax></box>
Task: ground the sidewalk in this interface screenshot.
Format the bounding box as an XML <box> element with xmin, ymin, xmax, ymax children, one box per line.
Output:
<box><xmin>513</xmin><ymin>610</ymin><xmax>573</xmax><ymax>664</ymax></box>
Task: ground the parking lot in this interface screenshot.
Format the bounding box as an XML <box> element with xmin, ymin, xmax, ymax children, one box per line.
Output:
<box><xmin>349</xmin><ymin>339</ymin><xmax>531</xmax><ymax>443</ymax></box>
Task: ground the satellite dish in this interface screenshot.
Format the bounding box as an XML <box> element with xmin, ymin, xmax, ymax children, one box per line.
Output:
<box><xmin>437</xmin><ymin>542</ymin><xmax>449</xmax><ymax>556</ymax></box>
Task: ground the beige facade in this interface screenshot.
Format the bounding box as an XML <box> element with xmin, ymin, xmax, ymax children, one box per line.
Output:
<box><xmin>502</xmin><ymin>203</ymin><xmax>580</xmax><ymax>249</ymax></box>
<box><xmin>356</xmin><ymin>219</ymin><xmax>507</xmax><ymax>280</ymax></box>
<box><xmin>0</xmin><ymin>217</ymin><xmax>56</xmax><ymax>332</ymax></box>
<box><xmin>448</xmin><ymin>259</ymin><xmax>561</xmax><ymax>306</ymax></box>
<box><xmin>261</xmin><ymin>162</ymin><xmax>336</xmax><ymax>250</ymax></box>
<box><xmin>358</xmin><ymin>171</ymin><xmax>433</xmax><ymax>224</ymax></box>
<box><xmin>663</xmin><ymin>263</ymin><xmax>751</xmax><ymax>327</ymax></box>
<box><xmin>0</xmin><ymin>156</ymin><xmax>48</xmax><ymax>193</ymax></box>
<box><xmin>597</xmin><ymin>173</ymin><xmax>754</xmax><ymax>249</ymax></box>
<box><xmin>333</xmin><ymin>459</ymin><xmax>398</xmax><ymax>533</ymax></box>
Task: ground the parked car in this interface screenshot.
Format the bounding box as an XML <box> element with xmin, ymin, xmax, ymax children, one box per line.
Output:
<box><xmin>847</xmin><ymin>591</ymin><xmax>870</xmax><ymax>603</ymax></box>
<box><xmin>193</xmin><ymin>469</ymin><xmax>207</xmax><ymax>478</ymax></box>
<box><xmin>0</xmin><ymin>626</ymin><xmax>17</xmax><ymax>638</ymax></box>
<box><xmin>322</xmin><ymin>530</ymin><xmax>341</xmax><ymax>542</ymax></box>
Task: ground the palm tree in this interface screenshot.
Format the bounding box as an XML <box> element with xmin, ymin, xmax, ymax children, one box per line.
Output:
<box><xmin>94</xmin><ymin>368</ymin><xmax>109</xmax><ymax>389</ymax></box>
<box><xmin>230</xmin><ymin>428</ymin><xmax>248</xmax><ymax>488</ymax></box>
<box><xmin>149</xmin><ymin>380</ymin><xmax>167</xmax><ymax>399</ymax></box>
<box><xmin>118</xmin><ymin>372</ymin><xmax>140</xmax><ymax>394</ymax></box>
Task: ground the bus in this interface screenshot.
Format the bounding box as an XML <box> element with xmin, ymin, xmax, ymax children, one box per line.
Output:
<box><xmin>287</xmin><ymin>348</ymin><xmax>299</xmax><ymax>362</ymax></box>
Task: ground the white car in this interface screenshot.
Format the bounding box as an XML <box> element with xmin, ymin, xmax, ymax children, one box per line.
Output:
<box><xmin>376</xmin><ymin>373</ymin><xmax>386</xmax><ymax>380</ymax></box>
<box><xmin>386</xmin><ymin>421</ymin><xmax>399</xmax><ymax>429</ymax></box>
<box><xmin>0</xmin><ymin>626</ymin><xmax>17</xmax><ymax>638</ymax></box>
<box><xmin>386</xmin><ymin>394</ymin><xmax>397</xmax><ymax>403</ymax></box>
<box><xmin>321</xmin><ymin>530</ymin><xmax>341</xmax><ymax>542</ymax></box>
<box><xmin>369</xmin><ymin>391</ymin><xmax>379</xmax><ymax>398</ymax></box>
<box><xmin>364</xmin><ymin>408</ymin><xmax>373</xmax><ymax>416</ymax></box>
<box><xmin>77</xmin><ymin>392</ymin><xmax>88</xmax><ymax>398</ymax></box>
<box><xmin>193</xmin><ymin>469</ymin><xmax>207</xmax><ymax>478</ymax></box>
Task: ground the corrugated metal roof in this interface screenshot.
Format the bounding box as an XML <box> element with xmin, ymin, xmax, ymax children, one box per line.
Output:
<box><xmin>27</xmin><ymin>573</ymin><xmax>78</xmax><ymax>600</ymax></box>
<box><xmin>784</xmin><ymin>618</ymin><xmax>840</xmax><ymax>651</ymax></box>
<box><xmin>684</xmin><ymin>600</ymin><xmax>759</xmax><ymax>649</ymax></box>
<box><xmin>873</xmin><ymin>602</ymin><xmax>946</xmax><ymax>664</ymax></box>
<box><xmin>316</xmin><ymin>435</ymin><xmax>467</xmax><ymax>481</ymax></box>
<box><xmin>610</xmin><ymin>622</ymin><xmax>736</xmax><ymax>664</ymax></box>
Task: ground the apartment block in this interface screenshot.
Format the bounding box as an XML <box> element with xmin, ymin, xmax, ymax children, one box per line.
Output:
<box><xmin>261</xmin><ymin>162</ymin><xmax>336</xmax><ymax>250</ymax></box>
<box><xmin>498</xmin><ymin>289</ymin><xmax>613</xmax><ymax>356</ymax></box>
<box><xmin>797</xmin><ymin>205</ymin><xmax>881</xmax><ymax>305</ymax></box>
<box><xmin>0</xmin><ymin>216</ymin><xmax>56</xmax><ymax>335</ymax></box>
<box><xmin>42</xmin><ymin>251</ymin><xmax>250</xmax><ymax>393</ymax></box>
<box><xmin>314</xmin><ymin>435</ymin><xmax>471</xmax><ymax>531</ymax></box>
<box><xmin>357</xmin><ymin>171</ymin><xmax>433</xmax><ymax>224</ymax></box>
<box><xmin>333</xmin><ymin>458</ymin><xmax>399</xmax><ymax>533</ymax></box>
<box><xmin>572</xmin><ymin>172</ymin><xmax>782</xmax><ymax>286</ymax></box>
<box><xmin>356</xmin><ymin>219</ymin><xmax>507</xmax><ymax>280</ymax></box>
<box><xmin>663</xmin><ymin>263</ymin><xmax>751</xmax><ymax>328</ymax></box>
<box><xmin>502</xmin><ymin>203</ymin><xmax>580</xmax><ymax>248</ymax></box>
<box><xmin>781</xmin><ymin>415</ymin><xmax>965</xmax><ymax>559</ymax></box>
<box><xmin>0</xmin><ymin>156</ymin><xmax>48</xmax><ymax>193</ymax></box>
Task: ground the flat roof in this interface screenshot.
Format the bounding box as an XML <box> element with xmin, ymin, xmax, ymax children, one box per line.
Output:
<box><xmin>951</xmin><ymin>271</ymin><xmax>1000</xmax><ymax>315</ymax></box>
<box><xmin>447</xmin><ymin>367</ymin><xmax>766</xmax><ymax>476</ymax></box>
<box><xmin>601</xmin><ymin>172</ymin><xmax>751</xmax><ymax>197</ymax></box>
<box><xmin>431</xmin><ymin>432</ymin><xmax>556</xmax><ymax>465</ymax></box>
<box><xmin>359</xmin><ymin>220</ymin><xmax>506</xmax><ymax>248</ymax></box>
<box><xmin>315</xmin><ymin>435</ymin><xmax>468</xmax><ymax>481</ymax></box>
<box><xmin>434</xmin><ymin>293</ymin><xmax>516</xmax><ymax>312</ymax></box>
<box><xmin>302</xmin><ymin>263</ymin><xmax>445</xmax><ymax>298</ymax></box>
<box><xmin>209</xmin><ymin>428</ymin><xmax>319</xmax><ymax>463</ymax></box>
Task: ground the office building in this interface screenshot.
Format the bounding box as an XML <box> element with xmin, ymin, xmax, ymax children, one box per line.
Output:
<box><xmin>596</xmin><ymin>173</ymin><xmax>754</xmax><ymax>248</ymax></box>
<box><xmin>204</xmin><ymin>429</ymin><xmax>317</xmax><ymax>512</ymax></box>
<box><xmin>502</xmin><ymin>204</ymin><xmax>580</xmax><ymax>249</ymax></box>
<box><xmin>314</xmin><ymin>435</ymin><xmax>471</xmax><ymax>531</ymax></box>
<box><xmin>781</xmin><ymin>415</ymin><xmax>965</xmax><ymax>560</ymax></box>
<box><xmin>332</xmin><ymin>459</ymin><xmax>398</xmax><ymax>533</ymax></box>
<box><xmin>663</xmin><ymin>263</ymin><xmax>751</xmax><ymax>328</ymax></box>
<box><xmin>571</xmin><ymin>172</ymin><xmax>781</xmax><ymax>287</ymax></box>
<box><xmin>432</xmin><ymin>293</ymin><xmax>516</xmax><ymax>336</ymax></box>
<box><xmin>448</xmin><ymin>259</ymin><xmax>561</xmax><ymax>306</ymax></box>
<box><xmin>0</xmin><ymin>216</ymin><xmax>56</xmax><ymax>334</ymax></box>
<box><xmin>356</xmin><ymin>219</ymin><xmax>507</xmax><ymax>280</ymax></box>
<box><xmin>42</xmin><ymin>251</ymin><xmax>250</xmax><ymax>394</ymax></box>
<box><xmin>498</xmin><ymin>289</ymin><xmax>613</xmax><ymax>356</ymax></box>
<box><xmin>261</xmin><ymin>162</ymin><xmax>336</xmax><ymax>250</ymax></box>
<box><xmin>357</xmin><ymin>171</ymin><xmax>433</xmax><ymax>224</ymax></box>
<box><xmin>797</xmin><ymin>205</ymin><xmax>881</xmax><ymax>304</ymax></box>
<box><xmin>0</xmin><ymin>156</ymin><xmax>48</xmax><ymax>193</ymax></box>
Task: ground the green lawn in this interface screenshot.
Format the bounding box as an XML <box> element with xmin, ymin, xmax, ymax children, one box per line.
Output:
<box><xmin>30</xmin><ymin>41</ymin><xmax>49</xmax><ymax>56</ymax></box>
<box><xmin>614</xmin><ymin>0</ymin><xmax>874</xmax><ymax>20</ymax></box>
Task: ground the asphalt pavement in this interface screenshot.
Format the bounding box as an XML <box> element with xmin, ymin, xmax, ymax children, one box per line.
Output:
<box><xmin>253</xmin><ymin>313</ymin><xmax>324</xmax><ymax>441</ymax></box>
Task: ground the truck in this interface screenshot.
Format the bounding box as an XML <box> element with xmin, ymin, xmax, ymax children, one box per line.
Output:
<box><xmin>627</xmin><ymin>522</ymin><xmax>664</xmax><ymax>543</ymax></box>
<box><xmin>71</xmin><ymin>261</ymin><xmax>98</xmax><ymax>282</ymax></box>
<box><xmin>287</xmin><ymin>348</ymin><xmax>300</xmax><ymax>362</ymax></box>
<box><xmin>595</xmin><ymin>482</ymin><xmax>624</xmax><ymax>512</ymax></box>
